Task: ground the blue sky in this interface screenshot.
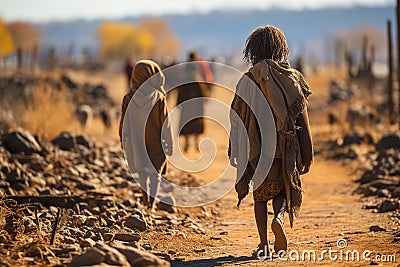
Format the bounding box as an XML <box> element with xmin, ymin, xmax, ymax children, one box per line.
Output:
<box><xmin>0</xmin><ymin>0</ymin><xmax>394</xmax><ymax>22</ymax></box>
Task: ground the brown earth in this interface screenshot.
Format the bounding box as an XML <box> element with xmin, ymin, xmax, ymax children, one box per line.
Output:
<box><xmin>162</xmin><ymin>68</ymin><xmax>399</xmax><ymax>267</ymax></box>
<box><xmin>5</xmin><ymin>67</ymin><xmax>397</xmax><ymax>266</ymax></box>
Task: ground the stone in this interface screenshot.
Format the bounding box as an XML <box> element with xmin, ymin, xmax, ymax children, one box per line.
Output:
<box><xmin>3</xmin><ymin>130</ymin><xmax>41</xmax><ymax>155</ymax></box>
<box><xmin>62</xmin><ymin>235</ymin><xmax>77</xmax><ymax>244</ymax></box>
<box><xmin>93</xmin><ymin>227</ymin><xmax>111</xmax><ymax>236</ymax></box>
<box><xmin>122</xmin><ymin>199</ymin><xmax>136</xmax><ymax>208</ymax></box>
<box><xmin>51</xmin><ymin>132</ymin><xmax>76</xmax><ymax>151</ymax></box>
<box><xmin>177</xmin><ymin>232</ymin><xmax>186</xmax><ymax>238</ymax></box>
<box><xmin>114</xmin><ymin>233</ymin><xmax>141</xmax><ymax>242</ymax></box>
<box><xmin>29</xmin><ymin>162</ymin><xmax>44</xmax><ymax>172</ymax></box>
<box><xmin>79</xmin><ymin>202</ymin><xmax>92</xmax><ymax>213</ymax></box>
<box><xmin>342</xmin><ymin>132</ymin><xmax>364</xmax><ymax>146</ymax></box>
<box><xmin>376</xmin><ymin>134</ymin><xmax>400</xmax><ymax>151</ymax></box>
<box><xmin>95</xmin><ymin>243</ymin><xmax>130</xmax><ymax>267</ymax></box>
<box><xmin>356</xmin><ymin>186</ymin><xmax>377</xmax><ymax>197</ymax></box>
<box><xmin>70</xmin><ymin>247</ymin><xmax>105</xmax><ymax>267</ymax></box>
<box><xmin>93</xmin><ymin>159</ymin><xmax>105</xmax><ymax>167</ymax></box>
<box><xmin>124</xmin><ymin>212</ymin><xmax>148</xmax><ymax>231</ymax></box>
<box><xmin>65</xmin><ymin>227</ymin><xmax>84</xmax><ymax>238</ymax></box>
<box><xmin>76</xmin><ymin>134</ymin><xmax>93</xmax><ymax>149</ymax></box>
<box><xmin>93</xmin><ymin>85</ymin><xmax>108</xmax><ymax>98</ymax></box>
<box><xmin>5</xmin><ymin>168</ymin><xmax>22</xmax><ymax>183</ymax></box>
<box><xmin>114</xmin><ymin>210</ymin><xmax>128</xmax><ymax>219</ymax></box>
<box><xmin>157</xmin><ymin>195</ymin><xmax>177</xmax><ymax>213</ymax></box>
<box><xmin>142</xmin><ymin>244</ymin><xmax>152</xmax><ymax>251</ymax></box>
<box><xmin>362</xmin><ymin>204</ymin><xmax>378</xmax><ymax>210</ymax></box>
<box><xmin>392</xmin><ymin>187</ymin><xmax>400</xmax><ymax>198</ymax></box>
<box><xmin>29</xmin><ymin>175</ymin><xmax>46</xmax><ymax>187</ymax></box>
<box><xmin>84</xmin><ymin>231</ymin><xmax>96</xmax><ymax>239</ymax></box>
<box><xmin>26</xmin><ymin>246</ymin><xmax>43</xmax><ymax>257</ymax></box>
<box><xmin>376</xmin><ymin>188</ymin><xmax>391</xmax><ymax>198</ymax></box>
<box><xmin>71</xmin><ymin>215</ymin><xmax>86</xmax><ymax>227</ymax></box>
<box><xmin>378</xmin><ymin>199</ymin><xmax>400</xmax><ymax>212</ymax></box>
<box><xmin>77</xmin><ymin>179</ymin><xmax>96</xmax><ymax>190</ymax></box>
<box><xmin>103</xmin><ymin>233</ymin><xmax>114</xmax><ymax>241</ymax></box>
<box><xmin>369</xmin><ymin>179</ymin><xmax>398</xmax><ymax>189</ymax></box>
<box><xmin>52</xmin><ymin>245</ymin><xmax>79</xmax><ymax>258</ymax></box>
<box><xmin>61</xmin><ymin>74</ymin><xmax>78</xmax><ymax>90</ymax></box>
<box><xmin>100</xmin><ymin>214</ymin><xmax>115</xmax><ymax>227</ymax></box>
<box><xmin>110</xmin><ymin>241</ymin><xmax>170</xmax><ymax>267</ymax></box>
<box><xmin>369</xmin><ymin>225</ymin><xmax>386</xmax><ymax>232</ymax></box>
<box><xmin>79</xmin><ymin>238</ymin><xmax>96</xmax><ymax>248</ymax></box>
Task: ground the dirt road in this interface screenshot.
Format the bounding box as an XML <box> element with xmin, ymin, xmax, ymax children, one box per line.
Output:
<box><xmin>166</xmin><ymin>71</ymin><xmax>399</xmax><ymax>266</ymax></box>
<box><xmin>65</xmin><ymin>68</ymin><xmax>399</xmax><ymax>266</ymax></box>
<box><xmin>169</xmin><ymin>157</ymin><xmax>398</xmax><ymax>266</ymax></box>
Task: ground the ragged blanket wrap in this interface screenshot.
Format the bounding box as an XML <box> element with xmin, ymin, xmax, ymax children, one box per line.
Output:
<box><xmin>229</xmin><ymin>59</ymin><xmax>312</xmax><ymax>228</ymax></box>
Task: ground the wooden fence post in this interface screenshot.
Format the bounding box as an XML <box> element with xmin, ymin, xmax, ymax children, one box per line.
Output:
<box><xmin>397</xmin><ymin>0</ymin><xmax>400</xmax><ymax>127</ymax></box>
<box><xmin>388</xmin><ymin>20</ymin><xmax>394</xmax><ymax>123</ymax></box>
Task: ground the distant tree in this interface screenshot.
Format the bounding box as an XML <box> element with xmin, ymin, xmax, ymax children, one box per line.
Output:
<box><xmin>6</xmin><ymin>22</ymin><xmax>41</xmax><ymax>70</ymax></box>
<box><xmin>6</xmin><ymin>22</ymin><xmax>41</xmax><ymax>51</ymax></box>
<box><xmin>97</xmin><ymin>21</ymin><xmax>154</xmax><ymax>60</ymax></box>
<box><xmin>138</xmin><ymin>18</ymin><xmax>181</xmax><ymax>57</ymax></box>
<box><xmin>0</xmin><ymin>19</ymin><xmax>15</xmax><ymax>60</ymax></box>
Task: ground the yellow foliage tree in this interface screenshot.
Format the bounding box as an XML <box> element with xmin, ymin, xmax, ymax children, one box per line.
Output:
<box><xmin>0</xmin><ymin>19</ymin><xmax>15</xmax><ymax>58</ymax></box>
<box><xmin>6</xmin><ymin>22</ymin><xmax>41</xmax><ymax>51</ymax></box>
<box><xmin>138</xmin><ymin>18</ymin><xmax>180</xmax><ymax>57</ymax></box>
<box><xmin>97</xmin><ymin>21</ymin><xmax>154</xmax><ymax>60</ymax></box>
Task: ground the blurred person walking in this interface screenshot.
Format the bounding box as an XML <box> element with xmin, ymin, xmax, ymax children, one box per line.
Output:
<box><xmin>119</xmin><ymin>60</ymin><xmax>173</xmax><ymax>211</ymax></box>
<box><xmin>177</xmin><ymin>51</ymin><xmax>208</xmax><ymax>152</ymax></box>
<box><xmin>229</xmin><ymin>25</ymin><xmax>313</xmax><ymax>257</ymax></box>
<box><xmin>124</xmin><ymin>57</ymin><xmax>134</xmax><ymax>91</ymax></box>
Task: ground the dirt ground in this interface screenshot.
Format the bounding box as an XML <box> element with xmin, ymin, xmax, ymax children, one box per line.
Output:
<box><xmin>64</xmin><ymin>66</ymin><xmax>399</xmax><ymax>266</ymax></box>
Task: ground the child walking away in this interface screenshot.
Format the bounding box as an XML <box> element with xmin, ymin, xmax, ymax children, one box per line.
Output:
<box><xmin>228</xmin><ymin>25</ymin><xmax>314</xmax><ymax>257</ymax></box>
<box><xmin>119</xmin><ymin>60</ymin><xmax>173</xmax><ymax>211</ymax></box>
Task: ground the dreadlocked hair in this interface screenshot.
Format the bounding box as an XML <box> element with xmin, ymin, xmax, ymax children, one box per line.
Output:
<box><xmin>243</xmin><ymin>24</ymin><xmax>289</xmax><ymax>65</ymax></box>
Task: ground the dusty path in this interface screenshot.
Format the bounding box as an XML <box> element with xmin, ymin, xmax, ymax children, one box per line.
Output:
<box><xmin>167</xmin><ymin>71</ymin><xmax>399</xmax><ymax>266</ymax></box>
<box><xmin>65</xmin><ymin>68</ymin><xmax>399</xmax><ymax>266</ymax></box>
<box><xmin>170</xmin><ymin>157</ymin><xmax>398</xmax><ymax>266</ymax></box>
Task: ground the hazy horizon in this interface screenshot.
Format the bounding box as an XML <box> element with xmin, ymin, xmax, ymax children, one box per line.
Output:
<box><xmin>0</xmin><ymin>0</ymin><xmax>394</xmax><ymax>23</ymax></box>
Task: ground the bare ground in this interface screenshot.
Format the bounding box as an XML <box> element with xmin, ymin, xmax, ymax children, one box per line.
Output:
<box><xmin>165</xmin><ymin>68</ymin><xmax>399</xmax><ymax>266</ymax></box>
<box><xmin>34</xmin><ymin>67</ymin><xmax>400</xmax><ymax>266</ymax></box>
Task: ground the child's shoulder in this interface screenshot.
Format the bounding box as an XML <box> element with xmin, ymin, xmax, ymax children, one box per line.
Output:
<box><xmin>236</xmin><ymin>71</ymin><xmax>256</xmax><ymax>88</ymax></box>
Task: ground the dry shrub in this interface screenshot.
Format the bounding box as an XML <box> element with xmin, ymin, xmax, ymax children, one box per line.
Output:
<box><xmin>22</xmin><ymin>83</ymin><xmax>78</xmax><ymax>140</ymax></box>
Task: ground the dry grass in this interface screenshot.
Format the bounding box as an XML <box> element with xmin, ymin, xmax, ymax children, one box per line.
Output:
<box><xmin>22</xmin><ymin>82</ymin><xmax>79</xmax><ymax>140</ymax></box>
<box><xmin>0</xmin><ymin>200</ymin><xmax>61</xmax><ymax>266</ymax></box>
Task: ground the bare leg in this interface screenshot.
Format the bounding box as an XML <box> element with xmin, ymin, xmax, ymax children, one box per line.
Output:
<box><xmin>148</xmin><ymin>173</ymin><xmax>161</xmax><ymax>210</ymax></box>
<box><xmin>272</xmin><ymin>192</ymin><xmax>286</xmax><ymax>219</ymax></box>
<box><xmin>183</xmin><ymin>135</ymin><xmax>189</xmax><ymax>152</ymax></box>
<box><xmin>271</xmin><ymin>191</ymin><xmax>287</xmax><ymax>252</ymax></box>
<box><xmin>194</xmin><ymin>134</ymin><xmax>200</xmax><ymax>151</ymax></box>
<box><xmin>254</xmin><ymin>201</ymin><xmax>269</xmax><ymax>250</ymax></box>
<box><xmin>138</xmin><ymin>172</ymin><xmax>149</xmax><ymax>207</ymax></box>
